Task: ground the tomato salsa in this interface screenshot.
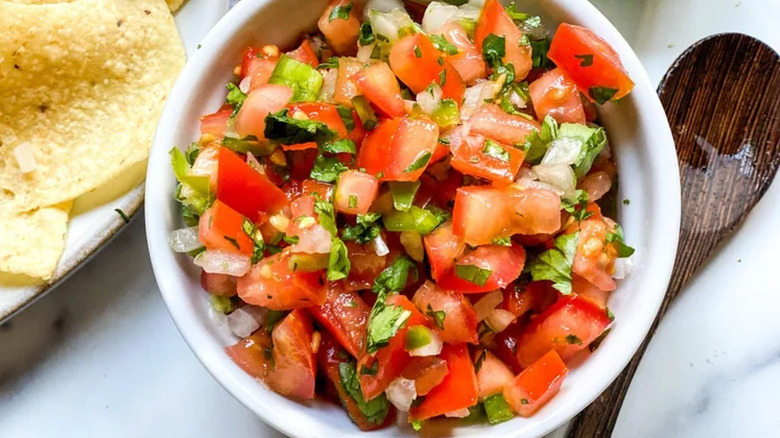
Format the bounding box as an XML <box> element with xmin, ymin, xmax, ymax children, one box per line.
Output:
<box><xmin>169</xmin><ymin>0</ymin><xmax>635</xmax><ymax>431</ymax></box>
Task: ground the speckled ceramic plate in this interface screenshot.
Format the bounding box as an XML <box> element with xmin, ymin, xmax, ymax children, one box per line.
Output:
<box><xmin>0</xmin><ymin>0</ymin><xmax>231</xmax><ymax>323</ymax></box>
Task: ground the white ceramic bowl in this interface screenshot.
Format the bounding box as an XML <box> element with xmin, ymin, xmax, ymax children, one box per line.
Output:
<box><xmin>146</xmin><ymin>0</ymin><xmax>681</xmax><ymax>436</ymax></box>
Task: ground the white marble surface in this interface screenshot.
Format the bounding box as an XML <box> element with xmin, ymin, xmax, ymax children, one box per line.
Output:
<box><xmin>0</xmin><ymin>1</ymin><xmax>778</xmax><ymax>437</ymax></box>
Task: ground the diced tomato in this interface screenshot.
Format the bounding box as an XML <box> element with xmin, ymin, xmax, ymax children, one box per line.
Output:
<box><xmin>356</xmin><ymin>115</ymin><xmax>439</xmax><ymax>182</ymax></box>
<box><xmin>352</xmin><ymin>63</ymin><xmax>405</xmax><ymax>118</ymax></box>
<box><xmin>452</xmin><ymin>185</ymin><xmax>561</xmax><ymax>246</ymax></box>
<box><xmin>504</xmin><ymin>350</ymin><xmax>568</xmax><ymax>417</ymax></box>
<box><xmin>572</xmin><ymin>273</ymin><xmax>610</xmax><ymax>308</ymax></box>
<box><xmin>302</xmin><ymin>179</ymin><xmax>334</xmax><ymax>200</ymax></box>
<box><xmin>548</xmin><ymin>23</ymin><xmax>634</xmax><ymax>103</ymax></box>
<box><xmin>287</xmin><ymin>148</ymin><xmax>318</xmax><ymax>179</ymax></box>
<box><xmin>502</xmin><ymin>280</ymin><xmax>559</xmax><ymax>317</ymax></box>
<box><xmin>431</xmin><ymin>169</ymin><xmax>463</xmax><ymax>208</ymax></box>
<box><xmin>434</xmin><ymin>22</ymin><xmax>487</xmax><ymax>85</ymax></box>
<box><xmin>401</xmin><ymin>356</ymin><xmax>449</xmax><ymax>396</ymax></box>
<box><xmin>287</xmin><ymin>195</ymin><xmax>316</xmax><ymax>237</ymax></box>
<box><xmin>241</xmin><ymin>46</ymin><xmax>279</xmax><ymax>92</ymax></box>
<box><xmin>310</xmin><ymin>284</ymin><xmax>369</xmax><ymax>358</ymax></box>
<box><xmin>343</xmin><ymin>241</ymin><xmax>396</xmax><ymax>291</ymax></box>
<box><xmin>529</xmin><ymin>67</ymin><xmax>586</xmax><ymax>124</ymax></box>
<box><xmin>516</xmin><ymin>295</ymin><xmax>611</xmax><ymax>367</ymax></box>
<box><xmin>570</xmin><ymin>217</ymin><xmax>619</xmax><ymax>292</ymax></box>
<box><xmin>412</xmin><ymin>281</ymin><xmax>478</xmax><ymax>344</ymax></box>
<box><xmin>198</xmin><ymin>200</ymin><xmax>254</xmax><ymax>256</ymax></box>
<box><xmin>287</xmin><ymin>102</ymin><xmax>348</xmax><ymax>138</ymax></box>
<box><xmin>317</xmin><ymin>333</ymin><xmax>396</xmax><ymax>430</ymax></box>
<box><xmin>200</xmin><ymin>271</ymin><xmax>237</xmax><ymax>296</ymax></box>
<box><xmin>226</xmin><ymin>329</ymin><xmax>272</xmax><ymax>379</ymax></box>
<box><xmin>492</xmin><ymin>320</ymin><xmax>525</xmax><ymax>374</ymax></box>
<box><xmin>237</xmin><ymin>250</ymin><xmax>327</xmax><ymax>310</ymax></box>
<box><xmin>234</xmin><ymin>84</ymin><xmax>293</xmax><ymax>139</ymax></box>
<box><xmin>334</xmin><ymin>170</ymin><xmax>380</xmax><ymax>215</ymax></box>
<box><xmin>334</xmin><ymin>57</ymin><xmax>362</xmax><ymax>107</ymax></box>
<box><xmin>409</xmin><ymin>344</ymin><xmax>478</xmax><ymax>421</ymax></box>
<box><xmin>287</xmin><ymin>39</ymin><xmax>319</xmax><ymax>67</ymax></box>
<box><xmin>318</xmin><ymin>0</ymin><xmax>362</xmax><ymax>56</ymax></box>
<box><xmin>357</xmin><ymin>294</ymin><xmax>428</xmax><ymax>400</ymax></box>
<box><xmin>347</xmin><ymin>108</ymin><xmax>367</xmax><ymax>144</ymax></box>
<box><xmin>217</xmin><ymin>149</ymin><xmax>289</xmax><ymax>221</ymax></box>
<box><xmin>437</xmin><ymin>243</ymin><xmax>526</xmax><ymax>293</ymax></box>
<box><xmin>199</xmin><ymin>108</ymin><xmax>232</xmax><ymax>138</ymax></box>
<box><xmin>265</xmin><ymin>310</ymin><xmax>317</xmax><ymax>399</ymax></box>
<box><xmin>475</xmin><ymin>350</ymin><xmax>515</xmax><ymax>400</ymax></box>
<box><xmin>189</xmin><ymin>145</ymin><xmax>220</xmax><ymax>193</ymax></box>
<box><xmin>447</xmin><ymin>127</ymin><xmax>525</xmax><ymax>183</ymax></box>
<box><xmin>423</xmin><ymin>221</ymin><xmax>465</xmax><ymax>281</ymax></box>
<box><xmin>474</xmin><ymin>0</ymin><xmax>533</xmax><ymax>81</ymax></box>
<box><xmin>389</xmin><ymin>34</ymin><xmax>465</xmax><ymax>104</ymax></box>
<box><xmin>469</xmin><ymin>103</ymin><xmax>540</xmax><ymax>146</ymax></box>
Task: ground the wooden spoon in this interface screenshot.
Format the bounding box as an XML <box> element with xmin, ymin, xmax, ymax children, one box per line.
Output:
<box><xmin>566</xmin><ymin>33</ymin><xmax>779</xmax><ymax>438</ymax></box>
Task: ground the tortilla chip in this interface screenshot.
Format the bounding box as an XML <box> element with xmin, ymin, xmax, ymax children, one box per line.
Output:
<box><xmin>0</xmin><ymin>0</ymin><xmax>185</xmax><ymax>211</ymax></box>
<box><xmin>0</xmin><ymin>200</ymin><xmax>72</xmax><ymax>280</ymax></box>
<box><xmin>166</xmin><ymin>0</ymin><xmax>185</xmax><ymax>12</ymax></box>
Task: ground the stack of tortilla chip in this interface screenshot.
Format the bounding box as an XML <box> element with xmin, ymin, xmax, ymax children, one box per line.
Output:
<box><xmin>0</xmin><ymin>0</ymin><xmax>186</xmax><ymax>282</ymax></box>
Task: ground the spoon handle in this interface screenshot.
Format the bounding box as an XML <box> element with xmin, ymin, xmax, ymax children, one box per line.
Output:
<box><xmin>566</xmin><ymin>33</ymin><xmax>780</xmax><ymax>438</ymax></box>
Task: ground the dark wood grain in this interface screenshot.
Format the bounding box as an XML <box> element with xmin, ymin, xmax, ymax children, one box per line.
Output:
<box><xmin>566</xmin><ymin>33</ymin><xmax>779</xmax><ymax>438</ymax></box>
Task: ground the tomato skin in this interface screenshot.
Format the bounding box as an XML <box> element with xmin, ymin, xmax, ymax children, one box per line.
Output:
<box><xmin>334</xmin><ymin>57</ymin><xmax>362</xmax><ymax>107</ymax></box>
<box><xmin>310</xmin><ymin>284</ymin><xmax>370</xmax><ymax>359</ymax></box>
<box><xmin>447</xmin><ymin>128</ymin><xmax>525</xmax><ymax>184</ymax></box>
<box><xmin>492</xmin><ymin>320</ymin><xmax>525</xmax><ymax>374</ymax></box>
<box><xmin>352</xmin><ymin>63</ymin><xmax>405</xmax><ymax>118</ymax></box>
<box><xmin>474</xmin><ymin>0</ymin><xmax>533</xmax><ymax>81</ymax></box>
<box><xmin>317</xmin><ymin>333</ymin><xmax>397</xmax><ymax>430</ymax></box>
<box><xmin>516</xmin><ymin>295</ymin><xmax>611</xmax><ymax>367</ymax></box>
<box><xmin>437</xmin><ymin>244</ymin><xmax>526</xmax><ymax>293</ymax></box>
<box><xmin>412</xmin><ymin>281</ymin><xmax>478</xmax><ymax>344</ymax></box>
<box><xmin>287</xmin><ymin>39</ymin><xmax>319</xmax><ymax>67</ymax></box>
<box><xmin>198</xmin><ymin>200</ymin><xmax>254</xmax><ymax>257</ymax></box>
<box><xmin>357</xmin><ymin>295</ymin><xmax>428</xmax><ymax>401</ymax></box>
<box><xmin>548</xmin><ymin>23</ymin><xmax>634</xmax><ymax>102</ymax></box>
<box><xmin>409</xmin><ymin>344</ymin><xmax>479</xmax><ymax>421</ymax></box>
<box><xmin>389</xmin><ymin>34</ymin><xmax>466</xmax><ymax>103</ymax></box>
<box><xmin>528</xmin><ymin>67</ymin><xmax>586</xmax><ymax>125</ymax></box>
<box><xmin>505</xmin><ymin>349</ymin><xmax>568</xmax><ymax>417</ymax></box>
<box><xmin>334</xmin><ymin>170</ymin><xmax>379</xmax><ymax>215</ymax></box>
<box><xmin>343</xmin><ymin>241</ymin><xmax>395</xmax><ymax>292</ymax></box>
<box><xmin>234</xmin><ymin>84</ymin><xmax>293</xmax><ymax>139</ymax></box>
<box><xmin>236</xmin><ymin>250</ymin><xmax>328</xmax><ymax>310</ymax></box>
<box><xmin>200</xmin><ymin>271</ymin><xmax>238</xmax><ymax>296</ymax></box>
<box><xmin>318</xmin><ymin>0</ymin><xmax>362</xmax><ymax>56</ymax></box>
<box><xmin>199</xmin><ymin>108</ymin><xmax>232</xmax><ymax>138</ymax></box>
<box><xmin>434</xmin><ymin>22</ymin><xmax>486</xmax><ymax>86</ymax></box>
<box><xmin>266</xmin><ymin>309</ymin><xmax>317</xmax><ymax>399</ymax></box>
<box><xmin>356</xmin><ymin>117</ymin><xmax>400</xmax><ymax>177</ymax></box>
<box><xmin>217</xmin><ymin>148</ymin><xmax>289</xmax><ymax>221</ymax></box>
<box><xmin>226</xmin><ymin>329</ymin><xmax>272</xmax><ymax>380</ymax></box>
<box><xmin>468</xmin><ymin>103</ymin><xmax>540</xmax><ymax>146</ymax></box>
<box><xmin>475</xmin><ymin>350</ymin><xmax>516</xmax><ymax>400</ymax></box>
<box><xmin>356</xmin><ymin>115</ymin><xmax>439</xmax><ymax>182</ymax></box>
<box><xmin>452</xmin><ymin>185</ymin><xmax>561</xmax><ymax>246</ymax></box>
<box><xmin>502</xmin><ymin>280</ymin><xmax>559</xmax><ymax>317</ymax></box>
<box><xmin>423</xmin><ymin>221</ymin><xmax>465</xmax><ymax>282</ymax></box>
<box><xmin>402</xmin><ymin>356</ymin><xmax>449</xmax><ymax>396</ymax></box>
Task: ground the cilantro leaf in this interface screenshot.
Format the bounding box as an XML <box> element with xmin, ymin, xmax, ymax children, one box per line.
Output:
<box><xmin>558</xmin><ymin>123</ymin><xmax>607</xmax><ymax>178</ymax></box>
<box><xmin>455</xmin><ymin>264</ymin><xmax>493</xmax><ymax>287</ymax></box>
<box><xmin>526</xmin><ymin>232</ymin><xmax>579</xmax><ymax>294</ymax></box>
<box><xmin>310</xmin><ymin>154</ymin><xmax>349</xmax><ymax>182</ymax></box>
<box><xmin>482</xmin><ymin>33</ymin><xmax>506</xmax><ymax>68</ymax></box>
<box><xmin>321</xmin><ymin>138</ymin><xmax>357</xmax><ymax>155</ymax></box>
<box><xmin>340</xmin><ymin>212</ymin><xmax>382</xmax><ymax>244</ymax></box>
<box><xmin>429</xmin><ymin>34</ymin><xmax>458</xmax><ymax>55</ymax></box>
<box><xmin>338</xmin><ymin>361</ymin><xmax>390</xmax><ymax>425</ymax></box>
<box><xmin>605</xmin><ymin>224</ymin><xmax>635</xmax><ymax>257</ymax></box>
<box><xmin>425</xmin><ymin>304</ymin><xmax>446</xmax><ymax>330</ymax></box>
<box><xmin>358</xmin><ymin>22</ymin><xmax>375</xmax><ymax>46</ymax></box>
<box><xmin>574</xmin><ymin>53</ymin><xmax>594</xmax><ymax>67</ymax></box>
<box><xmin>336</xmin><ymin>105</ymin><xmax>355</xmax><ymax>132</ymax></box>
<box><xmin>524</xmin><ymin>115</ymin><xmax>559</xmax><ymax>164</ymax></box>
<box><xmin>404</xmin><ymin>152</ymin><xmax>432</xmax><ymax>173</ymax></box>
<box><xmin>589</xmin><ymin>86</ymin><xmax>619</xmax><ymax>104</ymax></box>
<box><xmin>313</xmin><ymin>197</ymin><xmax>338</xmax><ymax>237</ymax></box>
<box><xmin>482</xmin><ymin>139</ymin><xmax>510</xmax><ymax>162</ymax></box>
<box><xmin>264</xmin><ymin>109</ymin><xmax>337</xmax><ymax>144</ymax></box>
<box><xmin>561</xmin><ymin>189</ymin><xmax>594</xmax><ymax>222</ymax></box>
<box><xmin>225</xmin><ymin>82</ymin><xmax>247</xmax><ymax>113</ymax></box>
<box><xmin>329</xmin><ymin>2</ymin><xmax>353</xmax><ymax>22</ymax></box>
<box><xmin>327</xmin><ymin>238</ymin><xmax>351</xmax><ymax>280</ymax></box>
<box><xmin>372</xmin><ymin>255</ymin><xmax>417</xmax><ymax>294</ymax></box>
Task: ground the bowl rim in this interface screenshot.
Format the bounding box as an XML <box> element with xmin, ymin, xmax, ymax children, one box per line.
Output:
<box><xmin>145</xmin><ymin>0</ymin><xmax>681</xmax><ymax>437</ymax></box>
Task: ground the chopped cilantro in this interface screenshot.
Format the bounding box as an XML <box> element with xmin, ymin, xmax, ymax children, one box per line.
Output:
<box><xmin>574</xmin><ymin>53</ymin><xmax>594</xmax><ymax>67</ymax></box>
<box><xmin>525</xmin><ymin>232</ymin><xmax>579</xmax><ymax>294</ymax></box>
<box><xmin>482</xmin><ymin>139</ymin><xmax>510</xmax><ymax>162</ymax></box>
<box><xmin>403</xmin><ymin>152</ymin><xmax>432</xmax><ymax>173</ymax></box>
<box><xmin>455</xmin><ymin>264</ymin><xmax>492</xmax><ymax>287</ymax></box>
<box><xmin>328</xmin><ymin>2</ymin><xmax>353</xmax><ymax>22</ymax></box>
<box><xmin>429</xmin><ymin>34</ymin><xmax>458</xmax><ymax>55</ymax></box>
<box><xmin>589</xmin><ymin>86</ymin><xmax>619</xmax><ymax>104</ymax></box>
<box><xmin>358</xmin><ymin>22</ymin><xmax>375</xmax><ymax>46</ymax></box>
<box><xmin>372</xmin><ymin>255</ymin><xmax>417</xmax><ymax>295</ymax></box>
<box><xmin>562</xmin><ymin>190</ymin><xmax>594</xmax><ymax>222</ymax></box>
<box><xmin>338</xmin><ymin>361</ymin><xmax>390</xmax><ymax>425</ymax></box>
<box><xmin>321</xmin><ymin>138</ymin><xmax>357</xmax><ymax>155</ymax></box>
<box><xmin>310</xmin><ymin>154</ymin><xmax>349</xmax><ymax>183</ymax></box>
<box><xmin>413</xmin><ymin>44</ymin><xmax>422</xmax><ymax>58</ymax></box>
<box><xmin>327</xmin><ymin>237</ymin><xmax>351</xmax><ymax>281</ymax></box>
<box><xmin>264</xmin><ymin>108</ymin><xmax>337</xmax><ymax>144</ymax></box>
<box><xmin>336</xmin><ymin>105</ymin><xmax>355</xmax><ymax>132</ymax></box>
<box><xmin>425</xmin><ymin>304</ymin><xmax>446</xmax><ymax>330</ymax></box>
<box><xmin>341</xmin><ymin>212</ymin><xmax>382</xmax><ymax>244</ymax></box>
<box><xmin>605</xmin><ymin>224</ymin><xmax>635</xmax><ymax>257</ymax></box>
<box><xmin>114</xmin><ymin>208</ymin><xmax>130</xmax><ymax>224</ymax></box>
<box><xmin>565</xmin><ymin>334</ymin><xmax>583</xmax><ymax>345</ymax></box>
<box><xmin>524</xmin><ymin>115</ymin><xmax>559</xmax><ymax>164</ymax></box>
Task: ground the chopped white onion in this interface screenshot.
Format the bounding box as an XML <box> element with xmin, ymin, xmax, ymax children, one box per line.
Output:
<box><xmin>357</xmin><ymin>43</ymin><xmax>376</xmax><ymax>63</ymax></box>
<box><xmin>194</xmin><ymin>250</ymin><xmax>251</xmax><ymax>276</ymax></box>
<box><xmin>461</xmin><ymin>80</ymin><xmax>502</xmax><ymax>120</ymax></box>
<box><xmin>368</xmin><ymin>8</ymin><xmax>415</xmax><ymax>43</ymax></box>
<box><xmin>508</xmin><ymin>87</ymin><xmax>528</xmax><ymax>109</ymax></box>
<box><xmin>416</xmin><ymin>83</ymin><xmax>443</xmax><ymax>116</ymax></box>
<box><xmin>371</xmin><ymin>235</ymin><xmax>390</xmax><ymax>256</ymax></box>
<box><xmin>246</xmin><ymin>152</ymin><xmax>265</xmax><ymax>173</ymax></box>
<box><xmin>486</xmin><ymin>309</ymin><xmax>516</xmax><ymax>333</ymax></box>
<box><xmin>227</xmin><ymin>307</ymin><xmax>262</xmax><ymax>338</ymax></box>
<box><xmin>238</xmin><ymin>76</ymin><xmax>252</xmax><ymax>94</ymax></box>
<box><xmin>542</xmin><ymin>137</ymin><xmax>583</xmax><ymax>166</ymax></box>
<box><xmin>421</xmin><ymin>2</ymin><xmax>459</xmax><ymax>32</ymax></box>
<box><xmin>408</xmin><ymin>330</ymin><xmax>443</xmax><ymax>357</ymax></box>
<box><xmin>318</xmin><ymin>68</ymin><xmax>337</xmax><ymax>103</ymax></box>
<box><xmin>14</xmin><ymin>142</ymin><xmax>36</xmax><ymax>173</ymax></box>
<box><xmin>403</xmin><ymin>99</ymin><xmax>416</xmax><ymax>114</ymax></box>
<box><xmin>291</xmin><ymin>224</ymin><xmax>333</xmax><ymax>254</ymax></box>
<box><xmin>364</xmin><ymin>0</ymin><xmax>404</xmax><ymax>19</ymax></box>
<box><xmin>613</xmin><ymin>256</ymin><xmax>635</xmax><ymax>280</ymax></box>
<box><xmin>473</xmin><ymin>290</ymin><xmax>503</xmax><ymax>322</ymax></box>
<box><xmin>385</xmin><ymin>377</ymin><xmax>417</xmax><ymax>412</ymax></box>
<box><xmin>532</xmin><ymin>163</ymin><xmax>576</xmax><ymax>198</ymax></box>
<box><xmin>168</xmin><ymin>226</ymin><xmax>203</xmax><ymax>253</ymax></box>
<box><xmin>209</xmin><ymin>307</ymin><xmax>230</xmax><ymax>336</ymax></box>
<box><xmin>444</xmin><ymin>408</ymin><xmax>471</xmax><ymax>418</ymax></box>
